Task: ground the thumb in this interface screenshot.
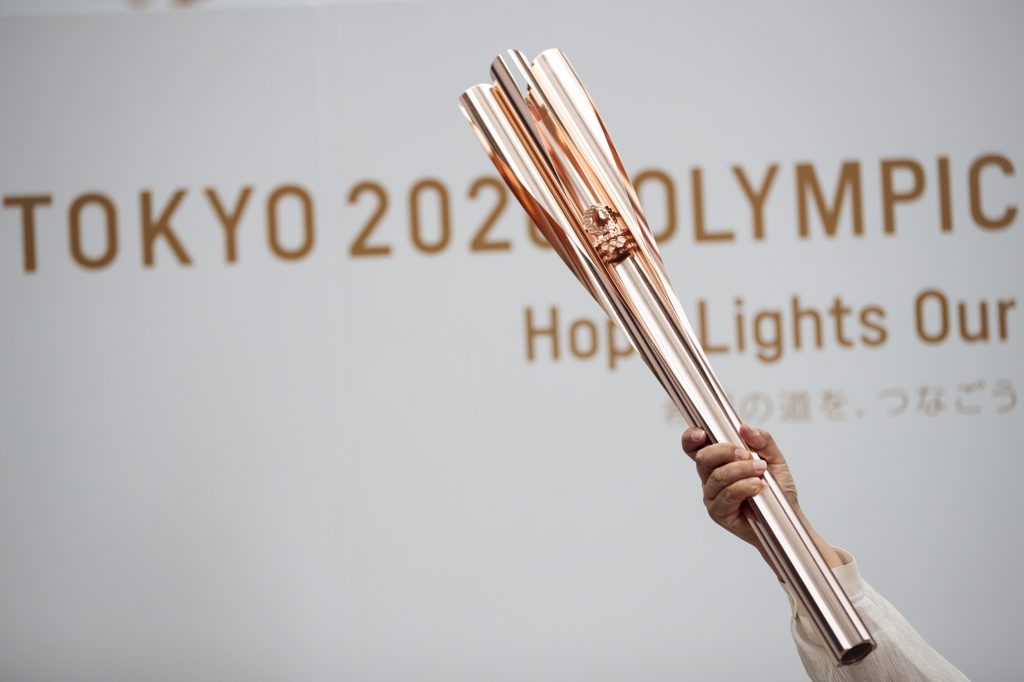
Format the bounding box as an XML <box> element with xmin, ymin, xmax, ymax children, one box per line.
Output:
<box><xmin>739</xmin><ymin>424</ymin><xmax>786</xmax><ymax>465</ymax></box>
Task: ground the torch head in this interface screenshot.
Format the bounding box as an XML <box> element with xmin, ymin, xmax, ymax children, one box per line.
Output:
<box><xmin>458</xmin><ymin>49</ymin><xmax>666</xmax><ymax>314</ymax></box>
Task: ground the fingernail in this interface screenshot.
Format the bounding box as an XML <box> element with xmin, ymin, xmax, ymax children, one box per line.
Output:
<box><xmin>752</xmin><ymin>460</ymin><xmax>767</xmax><ymax>473</ymax></box>
<box><xmin>692</xmin><ymin>429</ymin><xmax>705</xmax><ymax>443</ymax></box>
<box><xmin>734</xmin><ymin>447</ymin><xmax>749</xmax><ymax>460</ymax></box>
<box><xmin>746</xmin><ymin>477</ymin><xmax>762</xmax><ymax>489</ymax></box>
<box><xmin>749</xmin><ymin>427</ymin><xmax>761</xmax><ymax>438</ymax></box>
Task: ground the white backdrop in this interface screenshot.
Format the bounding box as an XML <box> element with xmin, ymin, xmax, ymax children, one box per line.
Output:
<box><xmin>1</xmin><ymin>2</ymin><xmax>1022</xmax><ymax>680</ymax></box>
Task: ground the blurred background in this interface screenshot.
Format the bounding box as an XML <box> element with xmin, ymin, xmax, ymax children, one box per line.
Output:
<box><xmin>1</xmin><ymin>1</ymin><xmax>1021</xmax><ymax>680</ymax></box>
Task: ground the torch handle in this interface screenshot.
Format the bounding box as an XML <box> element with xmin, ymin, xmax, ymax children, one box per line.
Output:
<box><xmin>744</xmin><ymin>471</ymin><xmax>876</xmax><ymax>665</ymax></box>
<box><xmin>611</xmin><ymin>255</ymin><xmax>875</xmax><ymax>666</ymax></box>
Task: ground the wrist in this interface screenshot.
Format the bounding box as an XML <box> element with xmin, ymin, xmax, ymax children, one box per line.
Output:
<box><xmin>795</xmin><ymin>506</ymin><xmax>844</xmax><ymax>569</ymax></box>
<box><xmin>751</xmin><ymin>504</ymin><xmax>845</xmax><ymax>578</ymax></box>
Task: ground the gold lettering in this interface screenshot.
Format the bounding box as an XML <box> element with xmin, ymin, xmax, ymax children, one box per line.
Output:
<box><xmin>69</xmin><ymin>193</ymin><xmax>117</xmax><ymax>269</ymax></box>
<box><xmin>753</xmin><ymin>310</ymin><xmax>783</xmax><ymax>363</ymax></box>
<box><xmin>467</xmin><ymin>177</ymin><xmax>511</xmax><ymax>252</ymax></box>
<box><xmin>937</xmin><ymin>156</ymin><xmax>953</xmax><ymax>233</ymax></box>
<box><xmin>525</xmin><ymin>306</ymin><xmax>559</xmax><ymax>360</ymax></box>
<box><xmin>409</xmin><ymin>178</ymin><xmax>451</xmax><ymax>254</ymax></box>
<box><xmin>3</xmin><ymin>194</ymin><xmax>52</xmax><ymax>273</ymax></box>
<box><xmin>997</xmin><ymin>299</ymin><xmax>1016</xmax><ymax>341</ymax></box>
<box><xmin>880</xmin><ymin>158</ymin><xmax>924</xmax><ymax>234</ymax></box>
<box><xmin>827</xmin><ymin>296</ymin><xmax>855</xmax><ymax>347</ymax></box>
<box><xmin>968</xmin><ymin>154</ymin><xmax>1016</xmax><ymax>230</ymax></box>
<box><xmin>568</xmin><ymin>319</ymin><xmax>598</xmax><ymax>359</ymax></box>
<box><xmin>733</xmin><ymin>298</ymin><xmax>746</xmax><ymax>352</ymax></box>
<box><xmin>790</xmin><ymin>296</ymin><xmax>823</xmax><ymax>350</ymax></box>
<box><xmin>141</xmin><ymin>189</ymin><xmax>192</xmax><ymax>267</ymax></box>
<box><xmin>267</xmin><ymin>184</ymin><xmax>315</xmax><ymax>260</ymax></box>
<box><xmin>205</xmin><ymin>186</ymin><xmax>252</xmax><ymax>263</ymax></box>
<box><xmin>698</xmin><ymin>299</ymin><xmax>728</xmax><ymax>353</ymax></box>
<box><xmin>915</xmin><ymin>289</ymin><xmax>948</xmax><ymax>344</ymax></box>
<box><xmin>859</xmin><ymin>306</ymin><xmax>887</xmax><ymax>346</ymax></box>
<box><xmin>732</xmin><ymin>164</ymin><xmax>778</xmax><ymax>240</ymax></box>
<box><xmin>957</xmin><ymin>301</ymin><xmax>989</xmax><ymax>342</ymax></box>
<box><xmin>692</xmin><ymin>168</ymin><xmax>733</xmax><ymax>242</ymax></box>
<box><xmin>348</xmin><ymin>181</ymin><xmax>391</xmax><ymax>257</ymax></box>
<box><xmin>795</xmin><ymin>161</ymin><xmax>863</xmax><ymax>238</ymax></box>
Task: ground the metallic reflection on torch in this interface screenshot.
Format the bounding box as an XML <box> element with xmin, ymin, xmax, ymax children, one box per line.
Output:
<box><xmin>459</xmin><ymin>49</ymin><xmax>876</xmax><ymax>666</ymax></box>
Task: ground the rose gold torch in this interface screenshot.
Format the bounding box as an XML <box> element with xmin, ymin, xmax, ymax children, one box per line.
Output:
<box><xmin>458</xmin><ymin>49</ymin><xmax>876</xmax><ymax>666</ymax></box>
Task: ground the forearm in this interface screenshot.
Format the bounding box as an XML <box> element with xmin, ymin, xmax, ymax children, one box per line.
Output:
<box><xmin>797</xmin><ymin>505</ymin><xmax>844</xmax><ymax>568</ymax></box>
<box><xmin>750</xmin><ymin>503</ymin><xmax>844</xmax><ymax>580</ymax></box>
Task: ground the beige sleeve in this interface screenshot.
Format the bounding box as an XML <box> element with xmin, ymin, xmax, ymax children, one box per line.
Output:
<box><xmin>779</xmin><ymin>548</ymin><xmax>970</xmax><ymax>681</ymax></box>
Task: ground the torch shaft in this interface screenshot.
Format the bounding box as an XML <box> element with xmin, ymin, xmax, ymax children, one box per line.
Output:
<box><xmin>613</xmin><ymin>255</ymin><xmax>875</xmax><ymax>665</ymax></box>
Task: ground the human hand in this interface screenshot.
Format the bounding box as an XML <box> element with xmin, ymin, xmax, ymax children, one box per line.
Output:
<box><xmin>682</xmin><ymin>424</ymin><xmax>795</xmax><ymax>546</ymax></box>
<box><xmin>681</xmin><ymin>423</ymin><xmax>842</xmax><ymax>570</ymax></box>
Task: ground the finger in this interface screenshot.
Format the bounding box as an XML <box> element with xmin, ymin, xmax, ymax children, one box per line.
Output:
<box><xmin>739</xmin><ymin>424</ymin><xmax>786</xmax><ymax>465</ymax></box>
<box><xmin>704</xmin><ymin>458</ymin><xmax>768</xmax><ymax>501</ymax></box>
<box><xmin>708</xmin><ymin>476</ymin><xmax>764</xmax><ymax>521</ymax></box>
<box><xmin>694</xmin><ymin>444</ymin><xmax>751</xmax><ymax>483</ymax></box>
<box><xmin>681</xmin><ymin>427</ymin><xmax>707</xmax><ymax>456</ymax></box>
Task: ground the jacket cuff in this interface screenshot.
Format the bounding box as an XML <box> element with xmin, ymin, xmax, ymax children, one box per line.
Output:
<box><xmin>779</xmin><ymin>546</ymin><xmax>863</xmax><ymax>620</ymax></box>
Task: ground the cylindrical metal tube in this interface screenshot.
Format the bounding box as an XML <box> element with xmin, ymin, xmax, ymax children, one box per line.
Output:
<box><xmin>614</xmin><ymin>255</ymin><xmax>876</xmax><ymax>665</ymax></box>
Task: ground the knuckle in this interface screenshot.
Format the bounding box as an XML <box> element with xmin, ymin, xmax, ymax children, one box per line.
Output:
<box><xmin>705</xmin><ymin>443</ymin><xmax>728</xmax><ymax>461</ymax></box>
<box><xmin>708</xmin><ymin>468</ymin><xmax>727</xmax><ymax>489</ymax></box>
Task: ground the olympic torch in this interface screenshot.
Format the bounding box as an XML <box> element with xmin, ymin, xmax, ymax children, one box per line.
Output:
<box><xmin>458</xmin><ymin>49</ymin><xmax>876</xmax><ymax>666</ymax></box>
